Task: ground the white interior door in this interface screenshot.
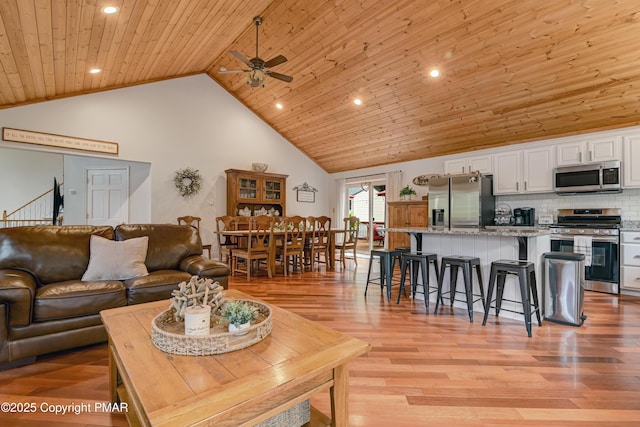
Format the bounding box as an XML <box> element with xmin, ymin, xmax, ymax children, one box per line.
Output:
<box><xmin>86</xmin><ymin>168</ymin><xmax>129</xmax><ymax>226</ymax></box>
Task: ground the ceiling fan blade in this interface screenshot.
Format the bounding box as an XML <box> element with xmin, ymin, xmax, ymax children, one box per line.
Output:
<box><xmin>267</xmin><ymin>71</ymin><xmax>293</xmax><ymax>83</ymax></box>
<box><xmin>264</xmin><ymin>55</ymin><xmax>288</xmax><ymax>68</ymax></box>
<box><xmin>231</xmin><ymin>50</ymin><xmax>254</xmax><ymax>68</ymax></box>
<box><xmin>218</xmin><ymin>66</ymin><xmax>247</xmax><ymax>74</ymax></box>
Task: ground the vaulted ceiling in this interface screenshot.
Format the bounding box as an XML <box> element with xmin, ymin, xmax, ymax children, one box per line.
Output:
<box><xmin>1</xmin><ymin>1</ymin><xmax>639</xmax><ymax>173</ymax></box>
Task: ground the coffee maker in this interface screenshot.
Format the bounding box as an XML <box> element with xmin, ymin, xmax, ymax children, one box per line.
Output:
<box><xmin>513</xmin><ymin>207</ymin><xmax>535</xmax><ymax>226</ymax></box>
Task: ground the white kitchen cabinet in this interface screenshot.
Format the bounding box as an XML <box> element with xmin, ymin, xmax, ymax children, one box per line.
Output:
<box><xmin>444</xmin><ymin>155</ymin><xmax>492</xmax><ymax>175</ymax></box>
<box><xmin>622</xmin><ymin>134</ymin><xmax>640</xmax><ymax>187</ymax></box>
<box><xmin>555</xmin><ymin>137</ymin><xmax>621</xmax><ymax>166</ymax></box>
<box><xmin>621</xmin><ymin>231</ymin><xmax>640</xmax><ymax>292</ymax></box>
<box><xmin>493</xmin><ymin>147</ymin><xmax>555</xmax><ymax>195</ymax></box>
<box><xmin>493</xmin><ymin>152</ymin><xmax>520</xmax><ymax>194</ymax></box>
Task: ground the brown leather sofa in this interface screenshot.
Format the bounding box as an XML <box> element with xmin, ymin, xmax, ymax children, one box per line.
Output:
<box><xmin>0</xmin><ymin>223</ymin><xmax>230</xmax><ymax>368</ymax></box>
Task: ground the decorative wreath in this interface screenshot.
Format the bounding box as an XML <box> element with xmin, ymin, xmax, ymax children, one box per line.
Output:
<box><xmin>174</xmin><ymin>167</ymin><xmax>202</xmax><ymax>197</ymax></box>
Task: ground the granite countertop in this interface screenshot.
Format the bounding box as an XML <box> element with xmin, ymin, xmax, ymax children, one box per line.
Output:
<box><xmin>621</xmin><ymin>220</ymin><xmax>640</xmax><ymax>231</ymax></box>
<box><xmin>382</xmin><ymin>226</ymin><xmax>550</xmax><ymax>237</ymax></box>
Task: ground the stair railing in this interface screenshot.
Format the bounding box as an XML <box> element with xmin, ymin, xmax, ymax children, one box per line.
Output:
<box><xmin>1</xmin><ymin>185</ymin><xmax>61</xmax><ymax>228</ymax></box>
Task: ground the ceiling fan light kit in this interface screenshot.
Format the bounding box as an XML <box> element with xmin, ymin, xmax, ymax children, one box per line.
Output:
<box><xmin>219</xmin><ymin>16</ymin><xmax>293</xmax><ymax>87</ymax></box>
<box><xmin>245</xmin><ymin>70</ymin><xmax>268</xmax><ymax>88</ymax></box>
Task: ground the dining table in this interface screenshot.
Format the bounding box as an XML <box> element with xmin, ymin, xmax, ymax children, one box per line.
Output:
<box><xmin>215</xmin><ymin>227</ymin><xmax>346</xmax><ymax>273</ymax></box>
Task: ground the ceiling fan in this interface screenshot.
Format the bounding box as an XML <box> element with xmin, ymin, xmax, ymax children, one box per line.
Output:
<box><xmin>219</xmin><ymin>16</ymin><xmax>293</xmax><ymax>87</ymax></box>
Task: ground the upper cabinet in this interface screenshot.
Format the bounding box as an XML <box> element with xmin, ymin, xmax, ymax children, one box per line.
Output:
<box><xmin>555</xmin><ymin>137</ymin><xmax>621</xmax><ymax>166</ymax></box>
<box><xmin>439</xmin><ymin>130</ymin><xmax>633</xmax><ymax>195</ymax></box>
<box><xmin>493</xmin><ymin>147</ymin><xmax>555</xmax><ymax>195</ymax></box>
<box><xmin>623</xmin><ymin>134</ymin><xmax>640</xmax><ymax>188</ymax></box>
<box><xmin>225</xmin><ymin>169</ymin><xmax>288</xmax><ymax>216</ymax></box>
<box><xmin>444</xmin><ymin>155</ymin><xmax>492</xmax><ymax>175</ymax></box>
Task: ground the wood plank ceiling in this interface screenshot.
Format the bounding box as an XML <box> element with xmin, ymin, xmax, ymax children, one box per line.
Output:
<box><xmin>0</xmin><ymin>0</ymin><xmax>639</xmax><ymax>173</ymax></box>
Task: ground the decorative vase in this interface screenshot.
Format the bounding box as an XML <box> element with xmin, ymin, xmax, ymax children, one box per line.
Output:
<box><xmin>252</xmin><ymin>163</ymin><xmax>268</xmax><ymax>173</ymax></box>
<box><xmin>228</xmin><ymin>321</ymin><xmax>250</xmax><ymax>335</ymax></box>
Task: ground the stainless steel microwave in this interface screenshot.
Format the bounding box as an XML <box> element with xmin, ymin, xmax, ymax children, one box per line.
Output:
<box><xmin>554</xmin><ymin>160</ymin><xmax>622</xmax><ymax>194</ymax></box>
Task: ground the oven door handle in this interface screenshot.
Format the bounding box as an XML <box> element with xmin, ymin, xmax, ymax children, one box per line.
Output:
<box><xmin>550</xmin><ymin>235</ymin><xmax>618</xmax><ymax>243</ymax></box>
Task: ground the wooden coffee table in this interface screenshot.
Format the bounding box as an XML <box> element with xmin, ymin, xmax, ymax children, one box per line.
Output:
<box><xmin>100</xmin><ymin>289</ymin><xmax>370</xmax><ymax>427</ymax></box>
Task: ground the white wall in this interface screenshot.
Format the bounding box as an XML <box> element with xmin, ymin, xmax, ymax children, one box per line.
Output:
<box><xmin>329</xmin><ymin>157</ymin><xmax>443</xmax><ymax>220</ymax></box>
<box><xmin>0</xmin><ymin>147</ymin><xmax>63</xmax><ymax>213</ymax></box>
<box><xmin>63</xmin><ymin>156</ymin><xmax>151</xmax><ymax>224</ymax></box>
<box><xmin>0</xmin><ymin>75</ymin><xmax>330</xmax><ymax>246</ymax></box>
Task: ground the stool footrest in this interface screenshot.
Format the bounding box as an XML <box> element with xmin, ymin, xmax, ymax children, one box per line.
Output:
<box><xmin>434</xmin><ymin>256</ymin><xmax>485</xmax><ymax>323</ymax></box>
<box><xmin>365</xmin><ymin>250</ymin><xmax>403</xmax><ymax>301</ymax></box>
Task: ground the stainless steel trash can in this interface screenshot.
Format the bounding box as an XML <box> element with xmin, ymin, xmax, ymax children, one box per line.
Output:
<box><xmin>542</xmin><ymin>252</ymin><xmax>586</xmax><ymax>326</ymax></box>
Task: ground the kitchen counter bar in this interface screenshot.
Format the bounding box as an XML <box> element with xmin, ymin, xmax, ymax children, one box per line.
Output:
<box><xmin>382</xmin><ymin>227</ymin><xmax>551</xmax><ymax>320</ymax></box>
<box><xmin>383</xmin><ymin>226</ymin><xmax>549</xmax><ymax>260</ymax></box>
<box><xmin>383</xmin><ymin>226</ymin><xmax>549</xmax><ymax>237</ymax></box>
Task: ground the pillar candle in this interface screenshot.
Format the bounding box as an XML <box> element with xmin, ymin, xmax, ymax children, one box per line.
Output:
<box><xmin>184</xmin><ymin>304</ymin><xmax>211</xmax><ymax>336</ymax></box>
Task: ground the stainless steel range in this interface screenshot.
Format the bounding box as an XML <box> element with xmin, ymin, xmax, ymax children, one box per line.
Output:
<box><xmin>549</xmin><ymin>208</ymin><xmax>621</xmax><ymax>294</ymax></box>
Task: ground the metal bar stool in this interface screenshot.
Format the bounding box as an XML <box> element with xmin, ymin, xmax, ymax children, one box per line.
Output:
<box><xmin>365</xmin><ymin>249</ymin><xmax>403</xmax><ymax>301</ymax></box>
<box><xmin>482</xmin><ymin>259</ymin><xmax>542</xmax><ymax>337</ymax></box>
<box><xmin>397</xmin><ymin>252</ymin><xmax>441</xmax><ymax>310</ymax></box>
<box><xmin>434</xmin><ymin>255</ymin><xmax>485</xmax><ymax>322</ymax></box>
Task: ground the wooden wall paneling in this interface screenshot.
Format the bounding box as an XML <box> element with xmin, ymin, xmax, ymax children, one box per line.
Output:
<box><xmin>2</xmin><ymin>1</ymin><xmax>640</xmax><ymax>172</ymax></box>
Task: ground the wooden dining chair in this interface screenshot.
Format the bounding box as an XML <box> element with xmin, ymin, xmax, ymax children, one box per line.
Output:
<box><xmin>231</xmin><ymin>215</ymin><xmax>275</xmax><ymax>281</ymax></box>
<box><xmin>215</xmin><ymin>215</ymin><xmax>238</xmax><ymax>263</ymax></box>
<box><xmin>305</xmin><ymin>216</ymin><xmax>332</xmax><ymax>271</ymax></box>
<box><xmin>177</xmin><ymin>215</ymin><xmax>212</xmax><ymax>258</ymax></box>
<box><xmin>335</xmin><ymin>216</ymin><xmax>360</xmax><ymax>269</ymax></box>
<box><xmin>275</xmin><ymin>216</ymin><xmax>306</xmax><ymax>276</ymax></box>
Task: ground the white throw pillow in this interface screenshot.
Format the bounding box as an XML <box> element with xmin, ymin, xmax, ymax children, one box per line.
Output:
<box><xmin>82</xmin><ymin>235</ymin><xmax>149</xmax><ymax>281</ymax></box>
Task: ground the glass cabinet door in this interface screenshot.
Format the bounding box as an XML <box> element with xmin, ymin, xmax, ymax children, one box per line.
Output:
<box><xmin>264</xmin><ymin>179</ymin><xmax>282</xmax><ymax>201</ymax></box>
<box><xmin>238</xmin><ymin>177</ymin><xmax>258</xmax><ymax>200</ymax></box>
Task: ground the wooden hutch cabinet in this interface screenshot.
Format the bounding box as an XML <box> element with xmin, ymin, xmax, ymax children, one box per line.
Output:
<box><xmin>386</xmin><ymin>199</ymin><xmax>429</xmax><ymax>250</ymax></box>
<box><xmin>225</xmin><ymin>169</ymin><xmax>288</xmax><ymax>217</ymax></box>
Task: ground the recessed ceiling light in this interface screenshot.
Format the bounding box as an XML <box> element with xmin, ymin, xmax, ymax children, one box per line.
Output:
<box><xmin>102</xmin><ymin>6</ymin><xmax>119</xmax><ymax>14</ymax></box>
<box><xmin>353</xmin><ymin>98</ymin><xmax>362</xmax><ymax>106</ymax></box>
<box><xmin>429</xmin><ymin>69</ymin><xmax>440</xmax><ymax>78</ymax></box>
<box><xmin>275</xmin><ymin>102</ymin><xmax>283</xmax><ymax>110</ymax></box>
<box><xmin>89</xmin><ymin>68</ymin><xmax>102</xmax><ymax>74</ymax></box>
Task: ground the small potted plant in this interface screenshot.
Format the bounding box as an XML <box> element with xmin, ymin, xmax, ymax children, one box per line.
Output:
<box><xmin>219</xmin><ymin>300</ymin><xmax>258</xmax><ymax>334</ymax></box>
<box><xmin>399</xmin><ymin>185</ymin><xmax>417</xmax><ymax>200</ymax></box>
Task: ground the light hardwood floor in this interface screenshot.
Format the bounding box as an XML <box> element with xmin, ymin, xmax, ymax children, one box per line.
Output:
<box><xmin>1</xmin><ymin>261</ymin><xmax>640</xmax><ymax>426</ymax></box>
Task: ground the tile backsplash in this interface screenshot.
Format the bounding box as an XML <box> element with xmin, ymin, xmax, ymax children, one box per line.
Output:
<box><xmin>496</xmin><ymin>188</ymin><xmax>640</xmax><ymax>225</ymax></box>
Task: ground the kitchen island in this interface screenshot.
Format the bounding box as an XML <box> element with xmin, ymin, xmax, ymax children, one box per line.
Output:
<box><xmin>383</xmin><ymin>226</ymin><xmax>551</xmax><ymax>320</ymax></box>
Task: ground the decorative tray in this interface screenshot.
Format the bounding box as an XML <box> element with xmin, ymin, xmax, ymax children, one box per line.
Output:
<box><xmin>151</xmin><ymin>299</ymin><xmax>272</xmax><ymax>356</ymax></box>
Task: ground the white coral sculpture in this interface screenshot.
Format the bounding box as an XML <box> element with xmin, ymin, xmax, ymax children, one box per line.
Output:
<box><xmin>169</xmin><ymin>276</ymin><xmax>226</xmax><ymax>322</ymax></box>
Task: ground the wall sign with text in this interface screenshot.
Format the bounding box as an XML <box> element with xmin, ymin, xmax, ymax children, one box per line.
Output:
<box><xmin>293</xmin><ymin>182</ymin><xmax>318</xmax><ymax>203</ymax></box>
<box><xmin>296</xmin><ymin>190</ymin><xmax>315</xmax><ymax>203</ymax></box>
<box><xmin>2</xmin><ymin>127</ymin><xmax>119</xmax><ymax>155</ymax></box>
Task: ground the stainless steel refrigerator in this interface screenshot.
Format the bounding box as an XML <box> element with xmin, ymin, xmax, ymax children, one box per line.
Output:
<box><xmin>428</xmin><ymin>173</ymin><xmax>495</xmax><ymax>229</ymax></box>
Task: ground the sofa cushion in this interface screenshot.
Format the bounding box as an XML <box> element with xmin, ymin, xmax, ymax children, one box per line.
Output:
<box><xmin>124</xmin><ymin>270</ymin><xmax>193</xmax><ymax>305</ymax></box>
<box><xmin>82</xmin><ymin>235</ymin><xmax>149</xmax><ymax>281</ymax></box>
<box><xmin>34</xmin><ymin>280</ymin><xmax>127</xmax><ymax>321</ymax></box>
<box><xmin>115</xmin><ymin>224</ymin><xmax>202</xmax><ymax>272</ymax></box>
<box><xmin>0</xmin><ymin>225</ymin><xmax>114</xmax><ymax>285</ymax></box>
